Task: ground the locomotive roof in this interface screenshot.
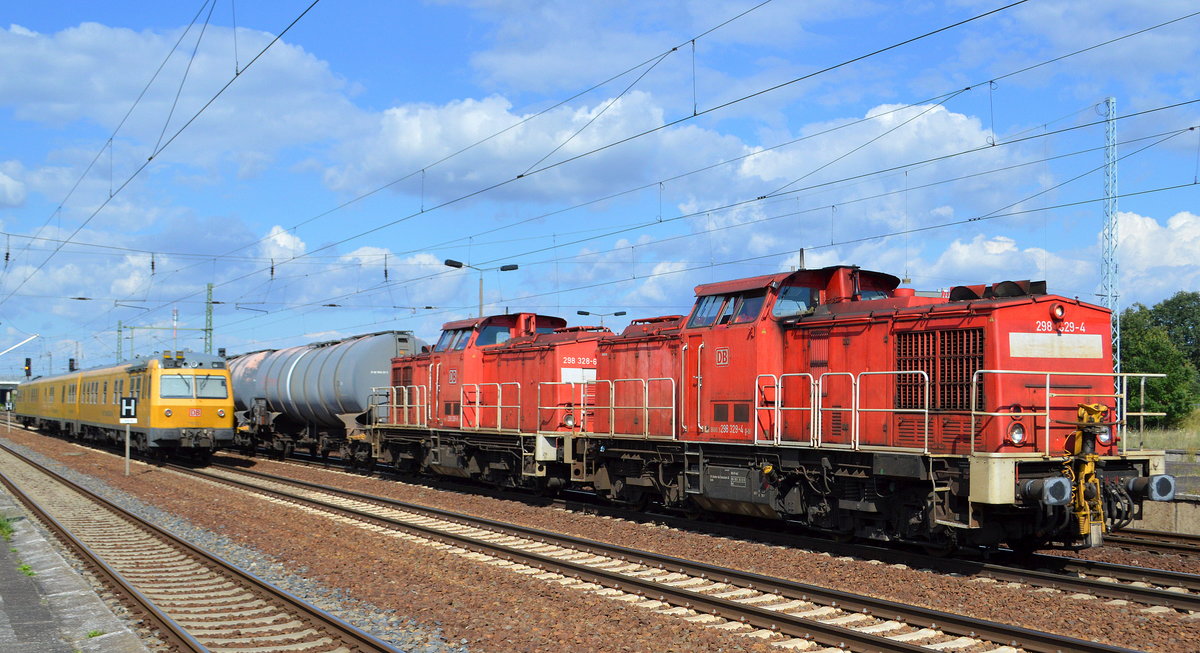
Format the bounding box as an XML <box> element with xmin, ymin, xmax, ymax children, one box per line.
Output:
<box><xmin>19</xmin><ymin>351</ymin><xmax>226</xmax><ymax>384</ymax></box>
<box><xmin>440</xmin><ymin>313</ymin><xmax>567</xmax><ymax>331</ymax></box>
<box><xmin>693</xmin><ymin>265</ymin><xmax>901</xmax><ymax>296</ymax></box>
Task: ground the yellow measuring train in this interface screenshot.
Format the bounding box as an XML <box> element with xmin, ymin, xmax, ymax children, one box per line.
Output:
<box><xmin>12</xmin><ymin>351</ymin><xmax>235</xmax><ymax>457</ymax></box>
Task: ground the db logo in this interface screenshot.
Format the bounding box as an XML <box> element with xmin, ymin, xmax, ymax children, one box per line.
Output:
<box><xmin>189</xmin><ymin>409</ymin><xmax>202</xmax><ymax>417</ymax></box>
<box><xmin>714</xmin><ymin>348</ymin><xmax>730</xmax><ymax>366</ymax></box>
<box><xmin>448</xmin><ymin>369</ymin><xmax>458</xmax><ymax>384</ymax></box>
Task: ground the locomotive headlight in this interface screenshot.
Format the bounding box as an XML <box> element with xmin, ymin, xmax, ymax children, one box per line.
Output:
<box><xmin>1096</xmin><ymin>426</ymin><xmax>1115</xmax><ymax>447</ymax></box>
<box><xmin>217</xmin><ymin>409</ymin><xmax>226</xmax><ymax>418</ymax></box>
<box><xmin>563</xmin><ymin>412</ymin><xmax>576</xmax><ymax>428</ymax></box>
<box><xmin>1007</xmin><ymin>421</ymin><xmax>1027</xmax><ymax>445</ymax></box>
<box><xmin>1049</xmin><ymin>302</ymin><xmax>1066</xmax><ymax>320</ymax></box>
<box><xmin>164</xmin><ymin>409</ymin><xmax>173</xmax><ymax>417</ymax></box>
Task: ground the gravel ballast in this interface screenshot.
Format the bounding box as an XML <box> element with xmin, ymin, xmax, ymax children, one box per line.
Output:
<box><xmin>4</xmin><ymin>428</ymin><xmax>1198</xmax><ymax>651</ymax></box>
<box><xmin>2</xmin><ymin>431</ymin><xmax>784</xmax><ymax>651</ymax></box>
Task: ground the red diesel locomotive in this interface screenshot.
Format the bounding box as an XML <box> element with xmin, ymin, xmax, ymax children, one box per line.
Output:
<box><xmin>364</xmin><ymin>265</ymin><xmax>1174</xmax><ymax>551</ymax></box>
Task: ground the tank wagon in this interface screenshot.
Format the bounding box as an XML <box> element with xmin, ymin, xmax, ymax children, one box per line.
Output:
<box><xmin>227</xmin><ymin>331</ymin><xmax>422</xmax><ymax>457</ymax></box>
<box><xmin>12</xmin><ymin>351</ymin><xmax>234</xmax><ymax>457</ymax></box>
<box><xmin>363</xmin><ymin>265</ymin><xmax>1174</xmax><ymax>551</ymax></box>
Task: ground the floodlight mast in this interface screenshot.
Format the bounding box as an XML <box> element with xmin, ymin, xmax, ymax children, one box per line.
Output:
<box><xmin>444</xmin><ymin>259</ymin><xmax>519</xmax><ymax>317</ymax></box>
<box><xmin>577</xmin><ymin>310</ymin><xmax>626</xmax><ymax>328</ymax></box>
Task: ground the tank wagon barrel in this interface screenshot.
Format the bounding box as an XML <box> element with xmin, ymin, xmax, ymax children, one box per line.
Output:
<box><xmin>227</xmin><ymin>331</ymin><xmax>423</xmax><ymax>456</ymax></box>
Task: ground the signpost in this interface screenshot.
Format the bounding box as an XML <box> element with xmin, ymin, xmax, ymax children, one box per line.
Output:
<box><xmin>119</xmin><ymin>397</ymin><xmax>137</xmax><ymax>476</ymax></box>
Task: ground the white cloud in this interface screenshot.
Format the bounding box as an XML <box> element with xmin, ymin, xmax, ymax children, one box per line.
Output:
<box><xmin>323</xmin><ymin>90</ymin><xmax>746</xmax><ymax>205</ymax></box>
<box><xmin>627</xmin><ymin>259</ymin><xmax>689</xmax><ymax>303</ymax></box>
<box><xmin>0</xmin><ymin>163</ymin><xmax>25</xmax><ymax>206</ymax></box>
<box><xmin>1117</xmin><ymin>210</ymin><xmax>1200</xmax><ymax>301</ymax></box>
<box><xmin>0</xmin><ymin>22</ymin><xmax>365</xmax><ymax>173</ymax></box>
<box><xmin>922</xmin><ymin>233</ymin><xmax>1091</xmax><ymax>293</ymax></box>
<box><xmin>461</xmin><ymin>0</ymin><xmax>879</xmax><ymax>101</ymax></box>
<box><xmin>953</xmin><ymin>1</ymin><xmax>1200</xmax><ymax>107</ymax></box>
<box><xmin>260</xmin><ymin>225</ymin><xmax>306</xmax><ymax>261</ymax></box>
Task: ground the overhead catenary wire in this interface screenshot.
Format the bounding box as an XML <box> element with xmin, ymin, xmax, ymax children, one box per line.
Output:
<box><xmin>0</xmin><ymin>0</ymin><xmax>324</xmax><ymax>312</ymax></box>
<box><xmin>74</xmin><ymin>80</ymin><xmax>1199</xmax><ymax>352</ymax></box>
<box><xmin>211</xmin><ymin>178</ymin><xmax>1199</xmax><ymax>351</ymax></box>
<box><xmin>24</xmin><ymin>0</ymin><xmax>1158</xmax><ymax>285</ymax></box>
<box><xmin>154</xmin><ymin>0</ymin><xmax>218</xmax><ymax>154</ymax></box>
<box><xmin>57</xmin><ymin>0</ymin><xmax>787</xmax><ymax>340</ymax></box>
<box><xmin>212</xmin><ymin>119</ymin><xmax>1199</xmax><ymax>336</ymax></box>
<box><xmin>156</xmin><ymin>3</ymin><xmax>1200</xmax><ymax>311</ymax></box>
<box><xmin>111</xmin><ymin>105</ymin><xmax>1200</xmax><ymax>343</ymax></box>
<box><xmin>174</xmin><ymin>0</ymin><xmax>783</xmax><ymax>269</ymax></box>
<box><xmin>5</xmin><ymin>0</ymin><xmax>216</xmax><ymax>280</ymax></box>
<box><xmin>21</xmin><ymin>3</ymin><xmax>1200</xmax><ymax>361</ymax></box>
<box><xmin>114</xmin><ymin>0</ymin><xmax>1040</xmax><ymax>329</ymax></box>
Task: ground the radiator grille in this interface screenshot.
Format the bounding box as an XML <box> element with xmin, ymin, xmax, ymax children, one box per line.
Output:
<box><xmin>939</xmin><ymin>329</ymin><xmax>984</xmax><ymax>411</ymax></box>
<box><xmin>809</xmin><ymin>329</ymin><xmax>830</xmax><ymax>368</ymax></box>
<box><xmin>896</xmin><ymin>331</ymin><xmax>935</xmax><ymax>409</ymax></box>
<box><xmin>895</xmin><ymin>329</ymin><xmax>984</xmax><ymax>411</ymax></box>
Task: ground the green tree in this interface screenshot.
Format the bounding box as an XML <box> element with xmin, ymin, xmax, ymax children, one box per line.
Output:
<box><xmin>1120</xmin><ymin>303</ymin><xmax>1200</xmax><ymax>427</ymax></box>
<box><xmin>1148</xmin><ymin>291</ymin><xmax>1200</xmax><ymax>372</ymax></box>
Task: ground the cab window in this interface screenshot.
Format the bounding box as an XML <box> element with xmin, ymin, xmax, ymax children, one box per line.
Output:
<box><xmin>732</xmin><ymin>290</ymin><xmax>767</xmax><ymax>324</ymax></box>
<box><xmin>160</xmin><ymin>375</ymin><xmax>193</xmax><ymax>398</ymax></box>
<box><xmin>714</xmin><ymin>296</ymin><xmax>738</xmax><ymax>325</ymax></box>
<box><xmin>476</xmin><ymin>324</ymin><xmax>510</xmax><ymax>346</ymax></box>
<box><xmin>687</xmin><ymin>295</ymin><xmax>726</xmax><ymax>328</ymax></box>
<box><xmin>434</xmin><ymin>330</ymin><xmax>456</xmax><ymax>352</ymax></box>
<box><xmin>772</xmin><ymin>285</ymin><xmax>818</xmax><ymax>318</ymax></box>
<box><xmin>434</xmin><ymin>328</ymin><xmax>471</xmax><ymax>352</ymax></box>
<box><xmin>195</xmin><ymin>375</ymin><xmax>229</xmax><ymax>399</ymax></box>
<box><xmin>689</xmin><ymin>290</ymin><xmax>768</xmax><ymax>328</ymax></box>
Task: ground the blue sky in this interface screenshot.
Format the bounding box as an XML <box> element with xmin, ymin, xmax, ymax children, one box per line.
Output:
<box><xmin>1</xmin><ymin>0</ymin><xmax>1198</xmax><ymax>375</ymax></box>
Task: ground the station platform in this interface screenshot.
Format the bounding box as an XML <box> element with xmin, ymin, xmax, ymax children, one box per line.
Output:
<box><xmin>0</xmin><ymin>488</ymin><xmax>149</xmax><ymax>653</ymax></box>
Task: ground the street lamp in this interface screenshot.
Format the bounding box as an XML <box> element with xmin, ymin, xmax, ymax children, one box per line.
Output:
<box><xmin>445</xmin><ymin>259</ymin><xmax>519</xmax><ymax>317</ymax></box>
<box><xmin>577</xmin><ymin>310</ymin><xmax>626</xmax><ymax>328</ymax></box>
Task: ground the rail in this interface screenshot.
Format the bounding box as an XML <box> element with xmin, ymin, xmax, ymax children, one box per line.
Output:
<box><xmin>460</xmin><ymin>382</ymin><xmax>522</xmax><ymax>432</ymax></box>
<box><xmin>536</xmin><ymin>381</ymin><xmax>591</xmax><ymax>433</ymax></box>
<box><xmin>588</xmin><ymin>377</ymin><xmax>677</xmax><ymax>439</ymax></box>
<box><xmin>856</xmin><ymin>370</ymin><xmax>931</xmax><ymax>453</ymax></box>
<box><xmin>198</xmin><ymin>462</ymin><xmax>1138</xmax><ymax>653</ymax></box>
<box><xmin>0</xmin><ymin>466</ymin><xmax>204</xmax><ymax>652</ymax></box>
<box><xmin>0</xmin><ymin>444</ymin><xmax>397</xmax><ymax>652</ymax></box>
<box><xmin>370</xmin><ymin>384</ymin><xmax>427</xmax><ymax>428</ymax></box>
<box><xmin>816</xmin><ymin>372</ymin><xmax>857</xmax><ymax>449</ymax></box>
<box><xmin>753</xmin><ymin>373</ymin><xmax>816</xmax><ymax>446</ymax></box>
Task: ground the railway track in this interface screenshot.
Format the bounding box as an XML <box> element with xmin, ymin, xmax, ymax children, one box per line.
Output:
<box><xmin>1103</xmin><ymin>528</ymin><xmax>1200</xmax><ymax>556</ymax></box>
<box><xmin>240</xmin><ymin>451</ymin><xmax>1200</xmax><ymax>613</ymax></box>
<box><xmin>0</xmin><ymin>442</ymin><xmax>398</xmax><ymax>653</ymax></box>
<box><xmin>163</xmin><ymin>460</ymin><xmax>1140</xmax><ymax>653</ymax></box>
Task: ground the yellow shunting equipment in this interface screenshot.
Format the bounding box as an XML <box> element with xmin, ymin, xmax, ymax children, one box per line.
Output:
<box><xmin>1066</xmin><ymin>403</ymin><xmax>1108</xmax><ymax>546</ymax></box>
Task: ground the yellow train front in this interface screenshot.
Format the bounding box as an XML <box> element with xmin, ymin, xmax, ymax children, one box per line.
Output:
<box><xmin>12</xmin><ymin>351</ymin><xmax>235</xmax><ymax>456</ymax></box>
